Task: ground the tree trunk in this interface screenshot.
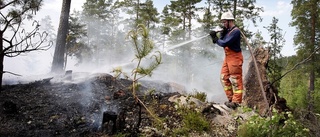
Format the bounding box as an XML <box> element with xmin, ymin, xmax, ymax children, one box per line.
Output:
<box><xmin>307</xmin><ymin>68</ymin><xmax>315</xmax><ymax>112</ymax></box>
<box><xmin>51</xmin><ymin>0</ymin><xmax>71</xmax><ymax>74</ymax></box>
<box><xmin>0</xmin><ymin>31</ymin><xmax>3</xmax><ymax>90</ymax></box>
<box><xmin>233</xmin><ymin>0</ymin><xmax>237</xmax><ymax>18</ymax></box>
<box><xmin>307</xmin><ymin>7</ymin><xmax>316</xmax><ymax>112</ymax></box>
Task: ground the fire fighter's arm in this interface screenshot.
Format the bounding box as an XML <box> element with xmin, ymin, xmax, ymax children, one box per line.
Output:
<box><xmin>216</xmin><ymin>29</ymin><xmax>240</xmax><ymax>47</ymax></box>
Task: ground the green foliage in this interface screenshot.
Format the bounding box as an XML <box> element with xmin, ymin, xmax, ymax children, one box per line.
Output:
<box><xmin>182</xmin><ymin>110</ymin><xmax>210</xmax><ymax>132</ymax></box>
<box><xmin>112</xmin><ymin>66</ymin><xmax>129</xmax><ymax>79</ymax></box>
<box><xmin>238</xmin><ymin>111</ymin><xmax>310</xmax><ymax>137</ymax></box>
<box><xmin>128</xmin><ymin>24</ymin><xmax>162</xmax><ymax>79</ymax></box>
<box><xmin>241</xmin><ymin>105</ymin><xmax>254</xmax><ymax>113</ymax></box>
<box><xmin>251</xmin><ymin>30</ymin><xmax>266</xmax><ymax>48</ymax></box>
<box><xmin>172</xmin><ymin>106</ymin><xmax>210</xmax><ymax>136</ymax></box>
<box><xmin>313</xmin><ymin>78</ymin><xmax>320</xmax><ymax>113</ymax></box>
<box><xmin>160</xmin><ymin>5</ymin><xmax>180</xmax><ymax>36</ymax></box>
<box><xmin>81</xmin><ymin>0</ymin><xmax>123</xmax><ymax>65</ymax></box>
<box><xmin>82</xmin><ymin>0</ymin><xmax>113</xmax><ymax>19</ymax></box>
<box><xmin>114</xmin><ymin>0</ymin><xmax>159</xmax><ymax>28</ymax></box>
<box><xmin>197</xmin><ymin>0</ymin><xmax>216</xmax><ymax>31</ymax></box>
<box><xmin>290</xmin><ymin>0</ymin><xmax>320</xmax><ymax>113</ymax></box>
<box><xmin>279</xmin><ymin>56</ymin><xmax>309</xmax><ymax>111</ymax></box>
<box><xmin>265</xmin><ymin>17</ymin><xmax>285</xmax><ymax>89</ymax></box>
<box><xmin>113</xmin><ymin>24</ymin><xmax>162</xmax><ymax>127</ymax></box>
<box><xmin>66</xmin><ymin>11</ymin><xmax>91</xmax><ymax>65</ymax></box>
<box><xmin>114</xmin><ymin>132</ymin><xmax>130</xmax><ymax>137</ymax></box>
<box><xmin>189</xmin><ymin>90</ymin><xmax>207</xmax><ymax>102</ymax></box>
<box><xmin>164</xmin><ymin>0</ymin><xmax>201</xmax><ymax>42</ymax></box>
<box><xmin>126</xmin><ymin>24</ymin><xmax>162</xmax><ymax>95</ymax></box>
<box><xmin>139</xmin><ymin>0</ymin><xmax>159</xmax><ymax>28</ymax></box>
<box><xmin>112</xmin><ymin>24</ymin><xmax>162</xmax><ymax>91</ymax></box>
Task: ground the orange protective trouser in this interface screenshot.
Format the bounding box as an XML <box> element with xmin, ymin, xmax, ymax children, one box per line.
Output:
<box><xmin>220</xmin><ymin>47</ymin><xmax>243</xmax><ymax>103</ymax></box>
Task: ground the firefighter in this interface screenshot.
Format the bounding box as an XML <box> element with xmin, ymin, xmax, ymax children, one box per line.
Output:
<box><xmin>209</xmin><ymin>11</ymin><xmax>243</xmax><ymax>109</ymax></box>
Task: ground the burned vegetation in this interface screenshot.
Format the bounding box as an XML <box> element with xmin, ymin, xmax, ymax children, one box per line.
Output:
<box><xmin>0</xmin><ymin>69</ymin><xmax>248</xmax><ymax>137</ymax></box>
<box><xmin>0</xmin><ymin>47</ymin><xmax>311</xmax><ymax>137</ymax></box>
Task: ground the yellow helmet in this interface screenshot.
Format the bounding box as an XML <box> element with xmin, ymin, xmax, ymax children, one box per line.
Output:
<box><xmin>221</xmin><ymin>11</ymin><xmax>234</xmax><ymax>20</ymax></box>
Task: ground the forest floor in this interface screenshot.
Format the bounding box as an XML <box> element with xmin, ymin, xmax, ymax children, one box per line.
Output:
<box><xmin>0</xmin><ymin>72</ymin><xmax>250</xmax><ymax>137</ymax></box>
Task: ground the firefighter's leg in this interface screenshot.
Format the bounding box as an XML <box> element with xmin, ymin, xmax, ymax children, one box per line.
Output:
<box><xmin>228</xmin><ymin>55</ymin><xmax>243</xmax><ymax>103</ymax></box>
<box><xmin>220</xmin><ymin>59</ymin><xmax>233</xmax><ymax>102</ymax></box>
<box><xmin>229</xmin><ymin>74</ymin><xmax>243</xmax><ymax>103</ymax></box>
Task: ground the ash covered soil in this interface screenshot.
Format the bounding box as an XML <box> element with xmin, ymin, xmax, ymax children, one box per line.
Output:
<box><xmin>0</xmin><ymin>74</ymin><xmax>239</xmax><ymax>137</ymax></box>
<box><xmin>1</xmin><ymin>73</ymin><xmax>233</xmax><ymax>137</ymax></box>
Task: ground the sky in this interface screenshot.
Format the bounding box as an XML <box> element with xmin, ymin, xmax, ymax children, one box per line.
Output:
<box><xmin>251</xmin><ymin>0</ymin><xmax>296</xmax><ymax>56</ymax></box>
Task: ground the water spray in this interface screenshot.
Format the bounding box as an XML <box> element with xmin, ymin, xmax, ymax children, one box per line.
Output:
<box><xmin>163</xmin><ymin>26</ymin><xmax>224</xmax><ymax>52</ymax></box>
<box><xmin>164</xmin><ymin>34</ymin><xmax>210</xmax><ymax>51</ymax></box>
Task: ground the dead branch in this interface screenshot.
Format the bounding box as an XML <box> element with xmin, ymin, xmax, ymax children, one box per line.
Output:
<box><xmin>270</xmin><ymin>46</ymin><xmax>320</xmax><ymax>86</ymax></box>
<box><xmin>2</xmin><ymin>71</ymin><xmax>22</xmax><ymax>76</ymax></box>
<box><xmin>3</xmin><ymin>20</ymin><xmax>52</xmax><ymax>57</ymax></box>
<box><xmin>0</xmin><ymin>1</ymin><xmax>16</xmax><ymax>10</ymax></box>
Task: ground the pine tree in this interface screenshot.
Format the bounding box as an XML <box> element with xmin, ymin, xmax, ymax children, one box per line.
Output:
<box><xmin>290</xmin><ymin>0</ymin><xmax>320</xmax><ymax>112</ymax></box>
<box><xmin>139</xmin><ymin>0</ymin><xmax>159</xmax><ymax>28</ymax></box>
<box><xmin>114</xmin><ymin>0</ymin><xmax>159</xmax><ymax>28</ymax></box>
<box><xmin>39</xmin><ymin>16</ymin><xmax>56</xmax><ymax>43</ymax></box>
<box><xmin>197</xmin><ymin>0</ymin><xmax>218</xmax><ymax>31</ymax></box>
<box><xmin>264</xmin><ymin>17</ymin><xmax>285</xmax><ymax>89</ymax></box>
<box><xmin>251</xmin><ymin>30</ymin><xmax>266</xmax><ymax>48</ymax></box>
<box><xmin>66</xmin><ymin>11</ymin><xmax>90</xmax><ymax>65</ymax></box>
<box><xmin>82</xmin><ymin>0</ymin><xmax>118</xmax><ymax>65</ymax></box>
<box><xmin>159</xmin><ymin>5</ymin><xmax>181</xmax><ymax>47</ymax></box>
<box><xmin>51</xmin><ymin>0</ymin><xmax>72</xmax><ymax>73</ymax></box>
<box><xmin>169</xmin><ymin>0</ymin><xmax>202</xmax><ymax>40</ymax></box>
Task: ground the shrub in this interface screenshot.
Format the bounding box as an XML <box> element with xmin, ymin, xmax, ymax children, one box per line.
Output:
<box><xmin>190</xmin><ymin>90</ymin><xmax>207</xmax><ymax>102</ymax></box>
<box><xmin>172</xmin><ymin>106</ymin><xmax>210</xmax><ymax>136</ymax></box>
<box><xmin>238</xmin><ymin>111</ymin><xmax>310</xmax><ymax>137</ymax></box>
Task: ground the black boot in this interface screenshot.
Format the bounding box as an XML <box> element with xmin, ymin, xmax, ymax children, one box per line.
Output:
<box><xmin>224</xmin><ymin>101</ymin><xmax>240</xmax><ymax>110</ymax></box>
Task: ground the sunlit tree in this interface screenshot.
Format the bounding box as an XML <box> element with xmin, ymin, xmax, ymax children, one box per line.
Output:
<box><xmin>290</xmin><ymin>0</ymin><xmax>320</xmax><ymax>112</ymax></box>
<box><xmin>169</xmin><ymin>0</ymin><xmax>201</xmax><ymax>40</ymax></box>
<box><xmin>265</xmin><ymin>17</ymin><xmax>285</xmax><ymax>89</ymax></box>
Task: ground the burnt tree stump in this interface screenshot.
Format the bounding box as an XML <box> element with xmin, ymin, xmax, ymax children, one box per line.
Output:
<box><xmin>102</xmin><ymin>111</ymin><xmax>118</xmax><ymax>134</ymax></box>
<box><xmin>243</xmin><ymin>47</ymin><xmax>289</xmax><ymax>116</ymax></box>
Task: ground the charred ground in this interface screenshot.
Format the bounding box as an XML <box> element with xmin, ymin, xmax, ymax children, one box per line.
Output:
<box><xmin>0</xmin><ymin>73</ymin><xmax>217</xmax><ymax>136</ymax></box>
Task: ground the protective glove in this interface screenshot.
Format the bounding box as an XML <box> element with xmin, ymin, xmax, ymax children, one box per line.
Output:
<box><xmin>220</xmin><ymin>27</ymin><xmax>228</xmax><ymax>39</ymax></box>
<box><xmin>209</xmin><ymin>31</ymin><xmax>218</xmax><ymax>43</ymax></box>
<box><xmin>209</xmin><ymin>31</ymin><xmax>216</xmax><ymax>38</ymax></box>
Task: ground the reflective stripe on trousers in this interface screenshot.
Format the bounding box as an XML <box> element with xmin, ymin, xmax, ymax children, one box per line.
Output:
<box><xmin>220</xmin><ymin>47</ymin><xmax>243</xmax><ymax>103</ymax></box>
